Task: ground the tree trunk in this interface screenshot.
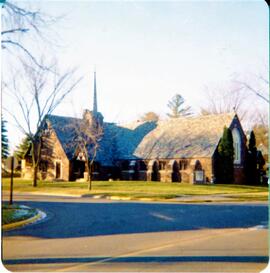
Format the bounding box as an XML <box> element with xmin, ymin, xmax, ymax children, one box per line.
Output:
<box><xmin>88</xmin><ymin>174</ymin><xmax>92</xmax><ymax>191</ymax></box>
<box><xmin>31</xmin><ymin>141</ymin><xmax>38</xmax><ymax>187</ymax></box>
<box><xmin>88</xmin><ymin>162</ymin><xmax>92</xmax><ymax>191</ymax></box>
<box><xmin>33</xmin><ymin>165</ymin><xmax>38</xmax><ymax>187</ymax></box>
<box><xmin>31</xmin><ymin>139</ymin><xmax>41</xmax><ymax>187</ymax></box>
<box><xmin>9</xmin><ymin>156</ymin><xmax>14</xmax><ymax>205</ymax></box>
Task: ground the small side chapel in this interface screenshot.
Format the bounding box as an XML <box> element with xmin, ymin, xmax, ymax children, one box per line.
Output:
<box><xmin>21</xmin><ymin>73</ymin><xmax>247</xmax><ymax>184</ymax></box>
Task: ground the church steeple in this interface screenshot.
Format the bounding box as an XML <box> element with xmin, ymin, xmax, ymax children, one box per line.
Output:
<box><xmin>93</xmin><ymin>70</ymin><xmax>98</xmax><ymax>114</ymax></box>
<box><xmin>83</xmin><ymin>69</ymin><xmax>103</xmax><ymax>129</ymax></box>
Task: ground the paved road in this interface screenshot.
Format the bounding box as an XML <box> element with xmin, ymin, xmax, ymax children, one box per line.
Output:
<box><xmin>2</xmin><ymin>194</ymin><xmax>269</xmax><ymax>272</ymax></box>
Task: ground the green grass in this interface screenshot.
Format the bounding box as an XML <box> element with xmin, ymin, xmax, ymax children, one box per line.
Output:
<box><xmin>2</xmin><ymin>204</ymin><xmax>37</xmax><ymax>225</ymax></box>
<box><xmin>1</xmin><ymin>178</ymin><xmax>268</xmax><ymax>201</ymax></box>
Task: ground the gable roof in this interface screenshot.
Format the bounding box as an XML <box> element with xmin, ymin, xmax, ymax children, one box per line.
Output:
<box><xmin>46</xmin><ymin>115</ymin><xmax>157</xmax><ymax>165</ymax></box>
<box><xmin>46</xmin><ymin>115</ymin><xmax>80</xmax><ymax>160</ymax></box>
<box><xmin>134</xmin><ymin>113</ymin><xmax>235</xmax><ymax>159</ymax></box>
<box><xmin>46</xmin><ymin>112</ymin><xmax>236</xmax><ymax>165</ymax></box>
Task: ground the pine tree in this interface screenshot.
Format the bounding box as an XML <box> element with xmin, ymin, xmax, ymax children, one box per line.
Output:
<box><xmin>246</xmin><ymin>130</ymin><xmax>258</xmax><ymax>184</ymax></box>
<box><xmin>167</xmin><ymin>94</ymin><xmax>192</xmax><ymax>118</ymax></box>
<box><xmin>248</xmin><ymin>131</ymin><xmax>256</xmax><ymax>152</ymax></box>
<box><xmin>217</xmin><ymin>127</ymin><xmax>234</xmax><ymax>183</ymax></box>
<box><xmin>1</xmin><ymin>116</ymin><xmax>9</xmax><ymax>159</ymax></box>
<box><xmin>14</xmin><ymin>136</ymin><xmax>31</xmax><ymax>161</ymax></box>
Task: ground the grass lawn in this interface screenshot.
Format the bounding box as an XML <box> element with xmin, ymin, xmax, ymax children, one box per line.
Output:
<box><xmin>2</xmin><ymin>178</ymin><xmax>269</xmax><ymax>201</ymax></box>
<box><xmin>2</xmin><ymin>204</ymin><xmax>37</xmax><ymax>225</ymax></box>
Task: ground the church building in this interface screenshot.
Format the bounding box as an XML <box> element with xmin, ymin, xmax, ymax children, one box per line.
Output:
<box><xmin>21</xmin><ymin>73</ymin><xmax>247</xmax><ymax>184</ymax></box>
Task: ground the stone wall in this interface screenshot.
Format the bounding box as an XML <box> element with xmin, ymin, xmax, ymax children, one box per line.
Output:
<box><xmin>195</xmin><ymin>157</ymin><xmax>213</xmax><ymax>183</ymax></box>
<box><xmin>21</xmin><ymin>129</ymin><xmax>70</xmax><ymax>181</ymax></box>
<box><xmin>41</xmin><ymin>130</ymin><xmax>70</xmax><ymax>181</ymax></box>
<box><xmin>117</xmin><ymin>158</ymin><xmax>213</xmax><ymax>184</ymax></box>
<box><xmin>159</xmin><ymin>170</ymin><xmax>169</xmax><ymax>182</ymax></box>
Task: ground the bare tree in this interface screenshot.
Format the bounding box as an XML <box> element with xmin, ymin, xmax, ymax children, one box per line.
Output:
<box><xmin>2</xmin><ymin>1</ymin><xmax>58</xmax><ymax>69</ymax></box>
<box><xmin>250</xmin><ymin>110</ymin><xmax>268</xmax><ymax>148</ymax></box>
<box><xmin>199</xmin><ymin>84</ymin><xmax>248</xmax><ymax>120</ymax></box>
<box><xmin>234</xmin><ymin>73</ymin><xmax>269</xmax><ymax>104</ymax></box>
<box><xmin>68</xmin><ymin>115</ymin><xmax>103</xmax><ymax>190</ymax></box>
<box><xmin>4</xmin><ymin>58</ymin><xmax>82</xmax><ymax>187</ymax></box>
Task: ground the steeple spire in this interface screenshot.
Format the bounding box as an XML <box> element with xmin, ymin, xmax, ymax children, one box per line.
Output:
<box><xmin>93</xmin><ymin>70</ymin><xmax>98</xmax><ymax>114</ymax></box>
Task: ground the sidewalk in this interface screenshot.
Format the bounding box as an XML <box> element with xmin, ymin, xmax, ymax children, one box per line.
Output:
<box><xmin>2</xmin><ymin>190</ymin><xmax>267</xmax><ymax>203</ymax></box>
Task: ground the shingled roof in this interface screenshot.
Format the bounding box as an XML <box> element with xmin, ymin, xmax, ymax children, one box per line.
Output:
<box><xmin>134</xmin><ymin>113</ymin><xmax>236</xmax><ymax>159</ymax></box>
<box><xmin>46</xmin><ymin>115</ymin><xmax>157</xmax><ymax>165</ymax></box>
<box><xmin>47</xmin><ymin>112</ymin><xmax>236</xmax><ymax>165</ymax></box>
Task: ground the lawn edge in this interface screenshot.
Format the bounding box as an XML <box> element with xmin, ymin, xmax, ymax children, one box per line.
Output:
<box><xmin>3</xmin><ymin>209</ymin><xmax>44</xmax><ymax>231</ymax></box>
<box><xmin>2</xmin><ymin>190</ymin><xmax>267</xmax><ymax>203</ymax></box>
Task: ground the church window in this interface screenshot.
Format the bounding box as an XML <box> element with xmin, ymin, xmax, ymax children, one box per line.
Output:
<box><xmin>179</xmin><ymin>159</ymin><xmax>188</xmax><ymax>170</ymax></box>
<box><xmin>55</xmin><ymin>160</ymin><xmax>62</xmax><ymax>179</ymax></box>
<box><xmin>159</xmin><ymin>161</ymin><xmax>166</xmax><ymax>170</ymax></box>
<box><xmin>232</xmin><ymin>128</ymin><xmax>241</xmax><ymax>164</ymax></box>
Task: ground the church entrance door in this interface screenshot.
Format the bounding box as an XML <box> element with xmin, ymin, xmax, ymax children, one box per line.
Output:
<box><xmin>55</xmin><ymin>162</ymin><xmax>61</xmax><ymax>179</ymax></box>
<box><xmin>72</xmin><ymin>159</ymin><xmax>86</xmax><ymax>180</ymax></box>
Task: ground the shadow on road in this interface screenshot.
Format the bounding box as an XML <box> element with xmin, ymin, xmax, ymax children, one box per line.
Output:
<box><xmin>3</xmin><ymin>255</ymin><xmax>269</xmax><ymax>265</ymax></box>
<box><xmin>3</xmin><ymin>201</ymin><xmax>268</xmax><ymax>239</ymax></box>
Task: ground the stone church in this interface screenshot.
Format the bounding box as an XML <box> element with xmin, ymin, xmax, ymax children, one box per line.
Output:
<box><xmin>21</xmin><ymin>73</ymin><xmax>247</xmax><ymax>184</ymax></box>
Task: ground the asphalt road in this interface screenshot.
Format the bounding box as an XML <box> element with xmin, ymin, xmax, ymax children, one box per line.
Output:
<box><xmin>2</xmin><ymin>194</ymin><xmax>269</xmax><ymax>272</ymax></box>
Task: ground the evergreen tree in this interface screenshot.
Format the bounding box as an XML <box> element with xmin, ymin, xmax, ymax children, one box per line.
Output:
<box><xmin>216</xmin><ymin>127</ymin><xmax>234</xmax><ymax>183</ymax></box>
<box><xmin>1</xmin><ymin>116</ymin><xmax>9</xmax><ymax>159</ymax></box>
<box><xmin>14</xmin><ymin>136</ymin><xmax>31</xmax><ymax>161</ymax></box>
<box><xmin>248</xmin><ymin>131</ymin><xmax>256</xmax><ymax>152</ymax></box>
<box><xmin>167</xmin><ymin>94</ymin><xmax>192</xmax><ymax>118</ymax></box>
<box><xmin>246</xmin><ymin>130</ymin><xmax>258</xmax><ymax>184</ymax></box>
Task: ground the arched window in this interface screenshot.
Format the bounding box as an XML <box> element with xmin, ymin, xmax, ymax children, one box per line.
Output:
<box><xmin>232</xmin><ymin>128</ymin><xmax>241</xmax><ymax>164</ymax></box>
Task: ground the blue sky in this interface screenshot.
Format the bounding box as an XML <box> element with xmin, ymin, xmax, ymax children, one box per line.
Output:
<box><xmin>44</xmin><ymin>1</ymin><xmax>268</xmax><ymax>119</ymax></box>
<box><xmin>2</xmin><ymin>0</ymin><xmax>269</xmax><ymax>150</ymax></box>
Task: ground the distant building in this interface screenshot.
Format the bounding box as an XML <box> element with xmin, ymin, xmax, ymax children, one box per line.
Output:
<box><xmin>22</xmin><ymin>73</ymin><xmax>248</xmax><ymax>184</ymax></box>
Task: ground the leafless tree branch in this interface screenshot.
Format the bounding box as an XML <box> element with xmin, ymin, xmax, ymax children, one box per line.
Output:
<box><xmin>66</xmin><ymin>117</ymin><xmax>103</xmax><ymax>190</ymax></box>
<box><xmin>234</xmin><ymin>80</ymin><xmax>269</xmax><ymax>103</ymax></box>
<box><xmin>5</xmin><ymin>57</ymin><xmax>82</xmax><ymax>186</ymax></box>
<box><xmin>1</xmin><ymin>28</ymin><xmax>29</xmax><ymax>35</ymax></box>
<box><xmin>2</xmin><ymin>39</ymin><xmax>49</xmax><ymax>70</ymax></box>
<box><xmin>2</xmin><ymin>1</ymin><xmax>60</xmax><ymax>69</ymax></box>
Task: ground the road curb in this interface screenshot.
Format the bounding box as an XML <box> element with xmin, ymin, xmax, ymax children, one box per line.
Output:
<box><xmin>108</xmin><ymin>196</ymin><xmax>132</xmax><ymax>201</ymax></box>
<box><xmin>3</xmin><ymin>209</ymin><xmax>44</xmax><ymax>231</ymax></box>
<box><xmin>3</xmin><ymin>191</ymin><xmax>267</xmax><ymax>204</ymax></box>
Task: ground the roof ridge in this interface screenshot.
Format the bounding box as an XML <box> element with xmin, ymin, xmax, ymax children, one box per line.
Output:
<box><xmin>47</xmin><ymin>114</ymin><xmax>82</xmax><ymax>121</ymax></box>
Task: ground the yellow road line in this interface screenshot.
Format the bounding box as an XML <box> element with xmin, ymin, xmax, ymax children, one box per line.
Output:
<box><xmin>56</xmin><ymin>228</ymin><xmax>249</xmax><ymax>272</ymax></box>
